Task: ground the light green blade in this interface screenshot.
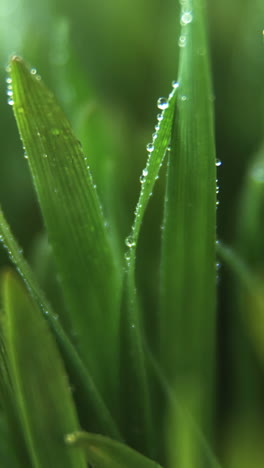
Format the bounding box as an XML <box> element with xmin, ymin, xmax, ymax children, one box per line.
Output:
<box><xmin>1</xmin><ymin>270</ymin><xmax>87</xmax><ymax>468</ymax></box>
<box><xmin>159</xmin><ymin>0</ymin><xmax>217</xmax><ymax>460</ymax></box>
<box><xmin>9</xmin><ymin>56</ymin><xmax>121</xmax><ymax>398</ymax></box>
<box><xmin>0</xmin><ymin>207</ymin><xmax>121</xmax><ymax>439</ymax></box>
<box><xmin>120</xmin><ymin>85</ymin><xmax>177</xmax><ymax>456</ymax></box>
<box><xmin>65</xmin><ymin>431</ymin><xmax>163</xmax><ymax>468</ymax></box>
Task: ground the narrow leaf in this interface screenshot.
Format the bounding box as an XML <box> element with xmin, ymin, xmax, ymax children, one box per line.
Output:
<box><xmin>2</xmin><ymin>270</ymin><xmax>87</xmax><ymax>468</ymax></box>
<box><xmin>120</xmin><ymin>85</ymin><xmax>177</xmax><ymax>455</ymax></box>
<box><xmin>9</xmin><ymin>56</ymin><xmax>121</xmax><ymax>396</ymax></box>
<box><xmin>0</xmin><ymin>208</ymin><xmax>121</xmax><ymax>439</ymax></box>
<box><xmin>160</xmin><ymin>0</ymin><xmax>217</xmax><ymax>458</ymax></box>
<box><xmin>65</xmin><ymin>431</ymin><xmax>163</xmax><ymax>468</ymax></box>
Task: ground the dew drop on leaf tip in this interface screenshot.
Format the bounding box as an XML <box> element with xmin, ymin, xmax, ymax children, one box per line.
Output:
<box><xmin>215</xmin><ymin>159</ymin><xmax>222</xmax><ymax>167</ymax></box>
<box><xmin>157</xmin><ymin>97</ymin><xmax>169</xmax><ymax>110</ymax></box>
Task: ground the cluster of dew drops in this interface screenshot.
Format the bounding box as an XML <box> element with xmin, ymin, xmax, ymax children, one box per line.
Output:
<box><xmin>124</xmin><ymin>80</ymin><xmax>180</xmax><ymax>262</ymax></box>
<box><xmin>6</xmin><ymin>63</ymin><xmax>41</xmax><ymax>107</ymax></box>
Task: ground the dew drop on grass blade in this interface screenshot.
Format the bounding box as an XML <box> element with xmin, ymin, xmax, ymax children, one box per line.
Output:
<box><xmin>0</xmin><ymin>207</ymin><xmax>121</xmax><ymax>440</ymax></box>
<box><xmin>160</xmin><ymin>0</ymin><xmax>217</xmax><ymax>465</ymax></box>
<box><xmin>120</xmin><ymin>82</ymin><xmax>178</xmax><ymax>457</ymax></box>
<box><xmin>9</xmin><ymin>56</ymin><xmax>121</xmax><ymax>407</ymax></box>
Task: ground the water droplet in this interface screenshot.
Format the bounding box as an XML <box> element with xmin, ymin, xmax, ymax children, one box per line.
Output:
<box><xmin>172</xmin><ymin>80</ymin><xmax>179</xmax><ymax>89</ymax></box>
<box><xmin>157</xmin><ymin>97</ymin><xmax>169</xmax><ymax>110</ymax></box>
<box><xmin>35</xmin><ymin>74</ymin><xmax>41</xmax><ymax>81</ymax></box>
<box><xmin>131</xmin><ymin>323</ymin><xmax>136</xmax><ymax>329</ymax></box>
<box><xmin>6</xmin><ymin>77</ymin><xmax>12</xmax><ymax>84</ymax></box>
<box><xmin>152</xmin><ymin>132</ymin><xmax>158</xmax><ymax>140</ymax></box>
<box><xmin>216</xmin><ymin>262</ymin><xmax>221</xmax><ymax>271</ymax></box>
<box><xmin>178</xmin><ymin>35</ymin><xmax>186</xmax><ymax>48</ymax></box>
<box><xmin>125</xmin><ymin>236</ymin><xmax>135</xmax><ymax>248</ymax></box>
<box><xmin>181</xmin><ymin>95</ymin><xmax>187</xmax><ymax>101</ymax></box>
<box><xmin>65</xmin><ymin>433</ymin><xmax>77</xmax><ymax>445</ymax></box>
<box><xmin>42</xmin><ymin>153</ymin><xmax>48</xmax><ymax>158</ymax></box>
<box><xmin>7</xmin><ymin>89</ymin><xmax>13</xmax><ymax>96</ymax></box>
<box><xmin>51</xmin><ymin>128</ymin><xmax>60</xmax><ymax>136</ymax></box>
<box><xmin>215</xmin><ymin>159</ymin><xmax>222</xmax><ymax>167</ymax></box>
<box><xmin>8</xmin><ymin>98</ymin><xmax>14</xmax><ymax>106</ymax></box>
<box><xmin>167</xmin><ymin>145</ymin><xmax>171</xmax><ymax>152</ymax></box>
<box><xmin>216</xmin><ymin>200</ymin><xmax>220</xmax><ymax>206</ymax></box>
<box><xmin>155</xmin><ymin>124</ymin><xmax>160</xmax><ymax>131</ymax></box>
<box><xmin>24</xmin><ymin>154</ymin><xmax>28</xmax><ymax>159</ymax></box>
<box><xmin>157</xmin><ymin>113</ymin><xmax>163</xmax><ymax>121</ymax></box>
<box><xmin>139</xmin><ymin>174</ymin><xmax>145</xmax><ymax>184</ymax></box>
<box><xmin>181</xmin><ymin>11</ymin><xmax>193</xmax><ymax>25</ymax></box>
<box><xmin>124</xmin><ymin>251</ymin><xmax>131</xmax><ymax>263</ymax></box>
<box><xmin>146</xmin><ymin>143</ymin><xmax>154</xmax><ymax>153</ymax></box>
<box><xmin>142</xmin><ymin>168</ymin><xmax>148</xmax><ymax>177</ymax></box>
<box><xmin>30</xmin><ymin>68</ymin><xmax>37</xmax><ymax>75</ymax></box>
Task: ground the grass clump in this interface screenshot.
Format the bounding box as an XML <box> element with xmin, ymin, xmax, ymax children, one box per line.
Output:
<box><xmin>0</xmin><ymin>0</ymin><xmax>264</xmax><ymax>467</ymax></box>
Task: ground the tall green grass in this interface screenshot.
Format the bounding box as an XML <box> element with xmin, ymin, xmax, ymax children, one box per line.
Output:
<box><xmin>0</xmin><ymin>0</ymin><xmax>264</xmax><ymax>467</ymax></box>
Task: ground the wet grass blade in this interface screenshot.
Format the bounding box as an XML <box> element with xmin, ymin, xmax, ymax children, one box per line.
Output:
<box><xmin>120</xmin><ymin>86</ymin><xmax>177</xmax><ymax>456</ymax></box>
<box><xmin>0</xmin><ymin>208</ymin><xmax>121</xmax><ymax>439</ymax></box>
<box><xmin>1</xmin><ymin>270</ymin><xmax>87</xmax><ymax>468</ymax></box>
<box><xmin>159</xmin><ymin>0</ymin><xmax>217</xmax><ymax>457</ymax></box>
<box><xmin>9</xmin><ymin>56</ymin><xmax>121</xmax><ymax>398</ymax></box>
<box><xmin>65</xmin><ymin>431</ymin><xmax>163</xmax><ymax>468</ymax></box>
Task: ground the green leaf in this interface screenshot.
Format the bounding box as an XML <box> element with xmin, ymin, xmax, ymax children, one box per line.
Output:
<box><xmin>1</xmin><ymin>269</ymin><xmax>87</xmax><ymax>468</ymax></box>
<box><xmin>9</xmin><ymin>56</ymin><xmax>121</xmax><ymax>398</ymax></box>
<box><xmin>159</xmin><ymin>0</ymin><xmax>216</xmax><ymax>458</ymax></box>
<box><xmin>65</xmin><ymin>431</ymin><xmax>164</xmax><ymax>468</ymax></box>
<box><xmin>0</xmin><ymin>207</ymin><xmax>121</xmax><ymax>439</ymax></box>
<box><xmin>120</xmin><ymin>85</ymin><xmax>177</xmax><ymax>455</ymax></box>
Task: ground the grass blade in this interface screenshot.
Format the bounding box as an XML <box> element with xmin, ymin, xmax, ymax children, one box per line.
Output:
<box><xmin>0</xmin><ymin>207</ymin><xmax>121</xmax><ymax>439</ymax></box>
<box><xmin>120</xmin><ymin>85</ymin><xmax>177</xmax><ymax>456</ymax></box>
<box><xmin>1</xmin><ymin>269</ymin><xmax>87</xmax><ymax>468</ymax></box>
<box><xmin>159</xmin><ymin>0</ymin><xmax>217</xmax><ymax>459</ymax></box>
<box><xmin>65</xmin><ymin>431</ymin><xmax>163</xmax><ymax>468</ymax></box>
<box><xmin>9</xmin><ymin>56</ymin><xmax>121</xmax><ymax>398</ymax></box>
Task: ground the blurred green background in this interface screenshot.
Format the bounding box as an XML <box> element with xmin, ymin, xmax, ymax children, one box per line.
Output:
<box><xmin>0</xmin><ymin>0</ymin><xmax>264</xmax><ymax>466</ymax></box>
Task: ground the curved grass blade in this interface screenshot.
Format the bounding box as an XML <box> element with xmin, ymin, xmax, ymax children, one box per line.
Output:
<box><xmin>65</xmin><ymin>431</ymin><xmax>163</xmax><ymax>468</ymax></box>
<box><xmin>2</xmin><ymin>270</ymin><xmax>87</xmax><ymax>468</ymax></box>
<box><xmin>159</xmin><ymin>0</ymin><xmax>217</xmax><ymax>456</ymax></box>
<box><xmin>120</xmin><ymin>85</ymin><xmax>178</xmax><ymax>455</ymax></box>
<box><xmin>0</xmin><ymin>208</ymin><xmax>121</xmax><ymax>439</ymax></box>
<box><xmin>9</xmin><ymin>56</ymin><xmax>121</xmax><ymax>397</ymax></box>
